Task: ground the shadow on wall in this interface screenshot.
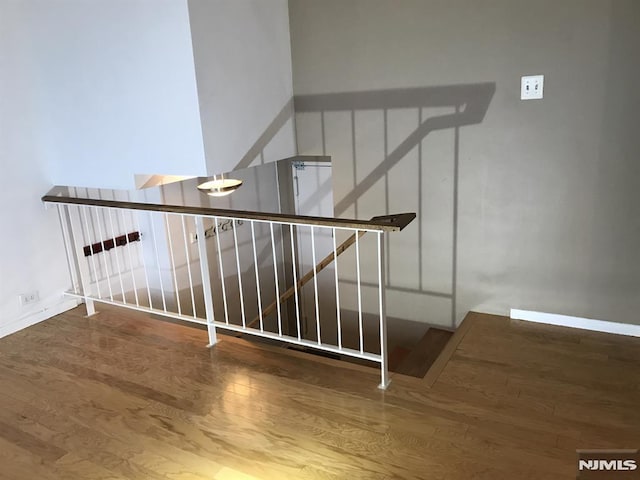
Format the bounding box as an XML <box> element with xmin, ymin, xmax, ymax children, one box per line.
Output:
<box><xmin>293</xmin><ymin>83</ymin><xmax>495</xmax><ymax>328</ymax></box>
<box><xmin>232</xmin><ymin>98</ymin><xmax>295</xmax><ymax>171</ymax></box>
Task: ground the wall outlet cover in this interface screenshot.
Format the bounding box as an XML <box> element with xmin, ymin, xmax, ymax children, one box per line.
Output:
<box><xmin>19</xmin><ymin>291</ymin><xmax>40</xmax><ymax>307</ymax></box>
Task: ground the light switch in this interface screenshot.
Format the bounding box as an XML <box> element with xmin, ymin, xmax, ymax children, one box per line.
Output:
<box><xmin>521</xmin><ymin>75</ymin><xmax>544</xmax><ymax>100</ymax></box>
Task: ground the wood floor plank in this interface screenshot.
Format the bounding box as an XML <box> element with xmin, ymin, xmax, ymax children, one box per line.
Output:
<box><xmin>1</xmin><ymin>303</ymin><xmax>639</xmax><ymax>479</ymax></box>
<box><xmin>0</xmin><ymin>437</ymin><xmax>67</xmax><ymax>480</ymax></box>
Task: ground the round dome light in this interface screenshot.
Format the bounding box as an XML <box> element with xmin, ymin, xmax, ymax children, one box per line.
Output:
<box><xmin>197</xmin><ymin>178</ymin><xmax>243</xmax><ymax>197</ymax></box>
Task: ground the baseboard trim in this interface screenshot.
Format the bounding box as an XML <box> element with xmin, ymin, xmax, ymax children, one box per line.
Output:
<box><xmin>0</xmin><ymin>297</ymin><xmax>81</xmax><ymax>339</ymax></box>
<box><xmin>510</xmin><ymin>308</ymin><xmax>640</xmax><ymax>338</ymax></box>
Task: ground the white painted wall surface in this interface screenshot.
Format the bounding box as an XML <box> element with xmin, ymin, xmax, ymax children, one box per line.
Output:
<box><xmin>0</xmin><ymin>3</ymin><xmax>78</xmax><ymax>336</ymax></box>
<box><xmin>0</xmin><ymin>0</ymin><xmax>298</xmax><ymax>337</ymax></box>
<box><xmin>33</xmin><ymin>0</ymin><xmax>207</xmax><ymax>190</ymax></box>
<box><xmin>289</xmin><ymin>0</ymin><xmax>640</xmax><ymax>328</ymax></box>
<box><xmin>188</xmin><ymin>0</ymin><xmax>297</xmax><ymax>174</ymax></box>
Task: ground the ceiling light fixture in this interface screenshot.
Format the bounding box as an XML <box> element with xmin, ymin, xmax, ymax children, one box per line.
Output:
<box><xmin>197</xmin><ymin>175</ymin><xmax>243</xmax><ymax>197</ymax></box>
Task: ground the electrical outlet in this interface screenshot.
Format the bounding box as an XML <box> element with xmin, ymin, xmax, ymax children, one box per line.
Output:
<box><xmin>521</xmin><ymin>75</ymin><xmax>544</xmax><ymax>100</ymax></box>
<box><xmin>19</xmin><ymin>291</ymin><xmax>40</xmax><ymax>308</ymax></box>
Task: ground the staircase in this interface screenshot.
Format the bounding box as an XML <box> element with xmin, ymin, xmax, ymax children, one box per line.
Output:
<box><xmin>286</xmin><ymin>324</ymin><xmax>454</xmax><ymax>380</ymax></box>
<box><xmin>388</xmin><ymin>327</ymin><xmax>453</xmax><ymax>378</ymax></box>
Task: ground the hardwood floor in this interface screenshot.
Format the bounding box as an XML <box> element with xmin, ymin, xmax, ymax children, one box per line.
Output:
<box><xmin>0</xmin><ymin>304</ymin><xmax>638</xmax><ymax>479</ymax></box>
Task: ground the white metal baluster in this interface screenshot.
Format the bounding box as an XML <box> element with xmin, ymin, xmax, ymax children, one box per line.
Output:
<box><xmin>149</xmin><ymin>211</ymin><xmax>167</xmax><ymax>312</ymax></box>
<box><xmin>81</xmin><ymin>206</ymin><xmax>102</xmax><ymax>299</ymax></box>
<box><xmin>214</xmin><ymin>217</ymin><xmax>229</xmax><ymax>324</ymax></box>
<box><xmin>75</xmin><ymin>206</ymin><xmax>96</xmax><ymax>315</ymax></box>
<box><xmin>165</xmin><ymin>213</ymin><xmax>181</xmax><ymax>315</ymax></box>
<box><xmin>269</xmin><ymin>223</ymin><xmax>282</xmax><ymax>336</ymax></box>
<box><xmin>195</xmin><ymin>216</ymin><xmax>217</xmax><ymax>346</ymax></box>
<box><xmin>250</xmin><ymin>221</ymin><xmax>263</xmax><ymax>331</ymax></box>
<box><xmin>377</xmin><ymin>232</ymin><xmax>390</xmax><ymax>389</ymax></box>
<box><xmin>181</xmin><ymin>215</ymin><xmax>198</xmax><ymax>319</ymax></box>
<box><xmin>356</xmin><ymin>229</ymin><xmax>364</xmax><ymax>353</ymax></box>
<box><xmin>56</xmin><ymin>205</ymin><xmax>79</xmax><ymax>294</ymax></box>
<box><xmin>289</xmin><ymin>225</ymin><xmax>301</xmax><ymax>340</ymax></box>
<box><xmin>232</xmin><ymin>219</ymin><xmax>246</xmax><ymax>328</ymax></box>
<box><xmin>107</xmin><ymin>208</ymin><xmax>126</xmax><ymax>302</ymax></box>
<box><xmin>332</xmin><ymin>227</ymin><xmax>342</xmax><ymax>350</ymax></box>
<box><xmin>93</xmin><ymin>207</ymin><xmax>114</xmax><ymax>301</ymax></box>
<box><xmin>121</xmin><ymin>209</ymin><xmax>140</xmax><ymax>307</ymax></box>
<box><xmin>131</xmin><ymin>210</ymin><xmax>153</xmax><ymax>309</ymax></box>
<box><xmin>310</xmin><ymin>226</ymin><xmax>321</xmax><ymax>344</ymax></box>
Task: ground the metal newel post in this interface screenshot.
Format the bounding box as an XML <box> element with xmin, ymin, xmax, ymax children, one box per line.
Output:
<box><xmin>378</xmin><ymin>232</ymin><xmax>390</xmax><ymax>390</ymax></box>
<box><xmin>57</xmin><ymin>204</ymin><xmax>80</xmax><ymax>295</ymax></box>
<box><xmin>195</xmin><ymin>216</ymin><xmax>217</xmax><ymax>346</ymax></box>
<box><xmin>64</xmin><ymin>205</ymin><xmax>96</xmax><ymax>316</ymax></box>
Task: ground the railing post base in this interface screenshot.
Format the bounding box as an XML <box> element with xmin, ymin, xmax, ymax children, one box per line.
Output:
<box><xmin>377</xmin><ymin>232</ymin><xmax>390</xmax><ymax>392</ymax></box>
<box><xmin>84</xmin><ymin>299</ymin><xmax>97</xmax><ymax>317</ymax></box>
<box><xmin>206</xmin><ymin>324</ymin><xmax>218</xmax><ymax>348</ymax></box>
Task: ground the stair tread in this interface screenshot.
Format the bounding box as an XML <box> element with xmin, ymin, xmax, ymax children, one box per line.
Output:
<box><xmin>388</xmin><ymin>346</ymin><xmax>411</xmax><ymax>371</ymax></box>
<box><xmin>393</xmin><ymin>328</ymin><xmax>453</xmax><ymax>378</ymax></box>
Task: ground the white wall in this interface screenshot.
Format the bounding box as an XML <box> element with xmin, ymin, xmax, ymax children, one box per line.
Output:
<box><xmin>34</xmin><ymin>0</ymin><xmax>207</xmax><ymax>190</ymax></box>
<box><xmin>0</xmin><ymin>0</ymin><xmax>208</xmax><ymax>335</ymax></box>
<box><xmin>0</xmin><ymin>3</ymin><xmax>77</xmax><ymax>336</ymax></box>
<box><xmin>188</xmin><ymin>0</ymin><xmax>297</xmax><ymax>174</ymax></box>
<box><xmin>6</xmin><ymin>0</ymin><xmax>297</xmax><ymax>192</ymax></box>
<box><xmin>289</xmin><ymin>0</ymin><xmax>640</xmax><ymax>328</ymax></box>
<box><xmin>0</xmin><ymin>0</ymin><xmax>299</xmax><ymax>337</ymax></box>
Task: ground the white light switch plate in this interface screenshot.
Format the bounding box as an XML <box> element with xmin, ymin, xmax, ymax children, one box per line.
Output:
<box><xmin>521</xmin><ymin>75</ymin><xmax>544</xmax><ymax>100</ymax></box>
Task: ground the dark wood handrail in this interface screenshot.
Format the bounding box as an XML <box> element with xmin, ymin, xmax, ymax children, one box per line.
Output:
<box><xmin>42</xmin><ymin>193</ymin><xmax>415</xmax><ymax>232</ymax></box>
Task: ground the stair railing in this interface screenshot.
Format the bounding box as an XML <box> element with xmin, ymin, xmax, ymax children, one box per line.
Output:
<box><xmin>43</xmin><ymin>189</ymin><xmax>414</xmax><ymax>389</ymax></box>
